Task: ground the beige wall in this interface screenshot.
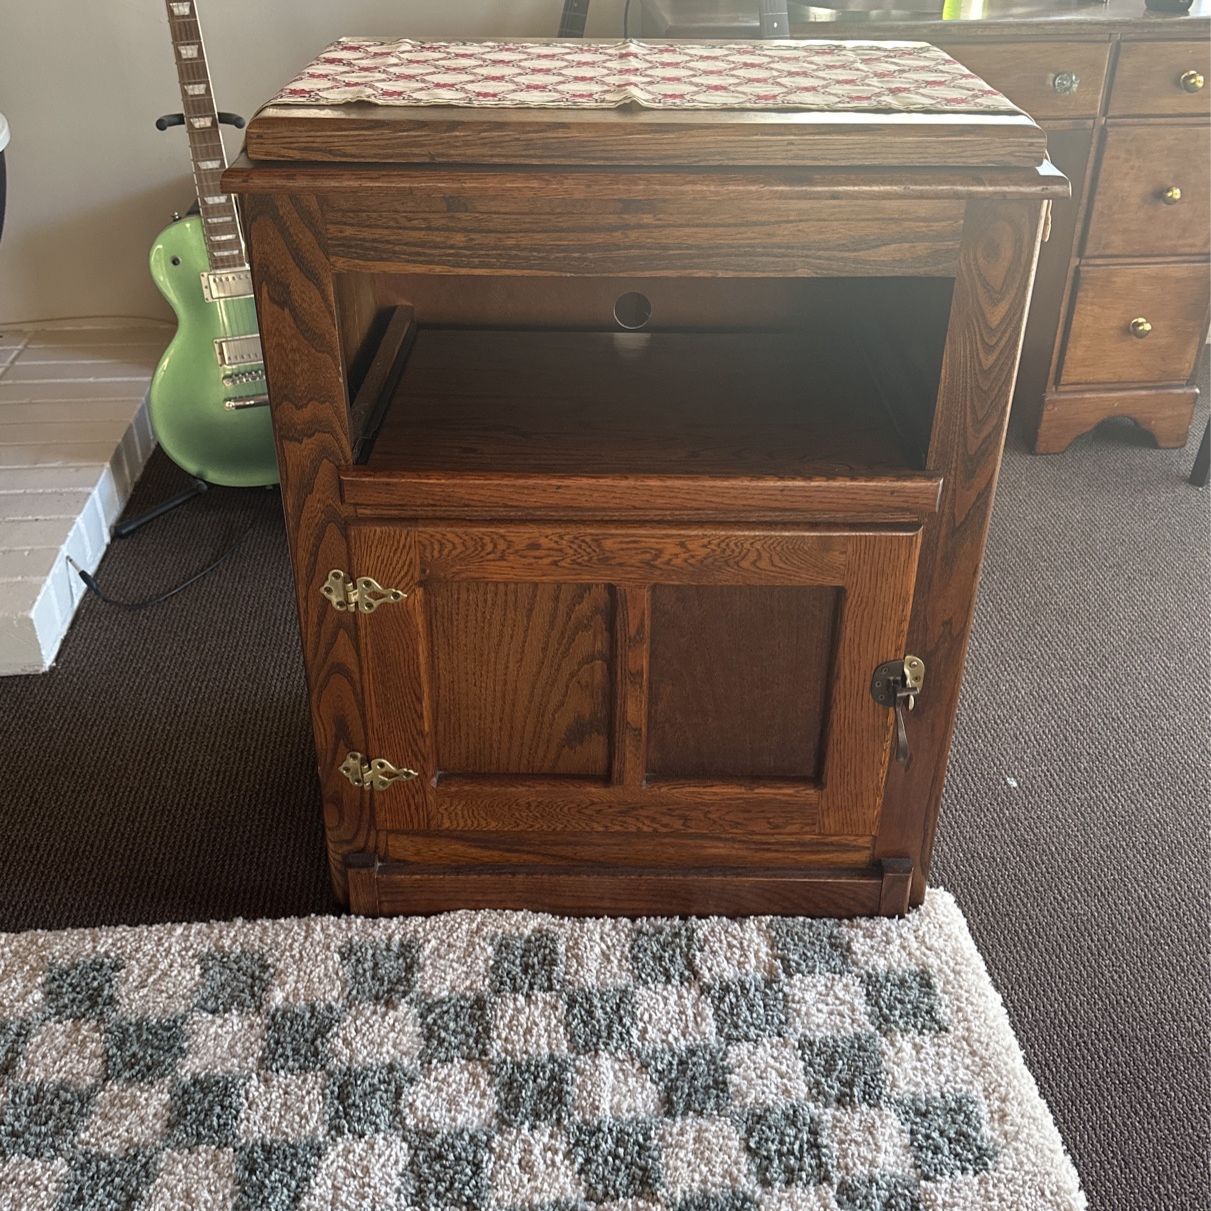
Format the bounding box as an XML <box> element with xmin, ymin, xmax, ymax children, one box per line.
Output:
<box><xmin>0</xmin><ymin>0</ymin><xmax>624</xmax><ymax>324</ymax></box>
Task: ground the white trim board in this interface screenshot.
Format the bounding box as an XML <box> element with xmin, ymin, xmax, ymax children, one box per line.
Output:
<box><xmin>0</xmin><ymin>320</ymin><xmax>167</xmax><ymax>674</ymax></box>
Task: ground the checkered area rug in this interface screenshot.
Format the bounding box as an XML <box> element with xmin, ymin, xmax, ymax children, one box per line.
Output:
<box><xmin>0</xmin><ymin>891</ymin><xmax>1082</xmax><ymax>1210</ymax></box>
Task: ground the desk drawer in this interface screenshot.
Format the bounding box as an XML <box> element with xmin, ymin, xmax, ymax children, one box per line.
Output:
<box><xmin>1110</xmin><ymin>41</ymin><xmax>1210</xmax><ymax>117</ymax></box>
<box><xmin>943</xmin><ymin>41</ymin><xmax>1109</xmax><ymax>120</ymax></box>
<box><xmin>1085</xmin><ymin>124</ymin><xmax>1210</xmax><ymax>257</ymax></box>
<box><xmin>1060</xmin><ymin>264</ymin><xmax>1209</xmax><ymax>387</ymax></box>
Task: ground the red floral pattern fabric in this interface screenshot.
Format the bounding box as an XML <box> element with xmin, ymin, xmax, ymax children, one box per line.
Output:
<box><xmin>270</xmin><ymin>38</ymin><xmax>1018</xmax><ymax>114</ymax></box>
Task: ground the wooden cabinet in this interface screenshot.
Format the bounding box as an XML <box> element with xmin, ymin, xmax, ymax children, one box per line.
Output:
<box><xmin>645</xmin><ymin>0</ymin><xmax>1211</xmax><ymax>455</ymax></box>
<box><xmin>227</xmin><ymin>39</ymin><xmax>1060</xmax><ymax>918</ymax></box>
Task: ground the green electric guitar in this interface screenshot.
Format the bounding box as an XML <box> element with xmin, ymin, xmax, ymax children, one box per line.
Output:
<box><xmin>147</xmin><ymin>0</ymin><xmax>278</xmax><ymax>487</ymax></box>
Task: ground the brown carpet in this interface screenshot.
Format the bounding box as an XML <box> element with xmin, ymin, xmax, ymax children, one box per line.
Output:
<box><xmin>0</xmin><ymin>379</ymin><xmax>1207</xmax><ymax>1211</ymax></box>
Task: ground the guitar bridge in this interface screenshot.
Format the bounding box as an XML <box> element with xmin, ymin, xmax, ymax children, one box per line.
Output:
<box><xmin>200</xmin><ymin>268</ymin><xmax>254</xmax><ymax>302</ymax></box>
<box><xmin>214</xmin><ymin>334</ymin><xmax>263</xmax><ymax>368</ymax></box>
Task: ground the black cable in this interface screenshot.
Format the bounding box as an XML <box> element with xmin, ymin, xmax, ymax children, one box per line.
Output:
<box><xmin>68</xmin><ymin>515</ymin><xmax>257</xmax><ymax>611</ymax></box>
<box><xmin>623</xmin><ymin>0</ymin><xmax>632</xmax><ymax>37</ymax></box>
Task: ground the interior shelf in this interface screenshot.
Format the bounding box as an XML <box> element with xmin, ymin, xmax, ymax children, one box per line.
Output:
<box><xmin>342</xmin><ymin>323</ymin><xmax>943</xmax><ymax>521</ymax></box>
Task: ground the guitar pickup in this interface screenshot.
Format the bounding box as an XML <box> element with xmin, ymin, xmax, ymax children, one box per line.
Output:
<box><xmin>201</xmin><ymin>268</ymin><xmax>254</xmax><ymax>302</ymax></box>
<box><xmin>214</xmin><ymin>334</ymin><xmax>263</xmax><ymax>368</ymax></box>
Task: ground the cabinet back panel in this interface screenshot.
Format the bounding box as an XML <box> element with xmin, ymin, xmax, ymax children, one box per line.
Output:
<box><xmin>647</xmin><ymin>584</ymin><xmax>839</xmax><ymax>780</ymax></box>
<box><xmin>429</xmin><ymin>582</ymin><xmax>613</xmax><ymax>777</ymax></box>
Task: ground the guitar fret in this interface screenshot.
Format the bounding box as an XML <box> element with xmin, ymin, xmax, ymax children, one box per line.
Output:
<box><xmin>203</xmin><ymin>195</ymin><xmax>228</xmax><ymax>204</ymax></box>
<box><xmin>169</xmin><ymin>2</ymin><xmax>192</xmax><ymax>14</ymax></box>
<box><xmin>190</xmin><ymin>117</ymin><xmax>214</xmax><ymax>129</ymax></box>
<box><xmin>178</xmin><ymin>44</ymin><xmax>199</xmax><ymax>59</ymax></box>
<box><xmin>197</xmin><ymin>160</ymin><xmax>222</xmax><ymax>170</ymax></box>
<box><xmin>184</xmin><ymin>83</ymin><xmax>207</xmax><ymax>96</ymax></box>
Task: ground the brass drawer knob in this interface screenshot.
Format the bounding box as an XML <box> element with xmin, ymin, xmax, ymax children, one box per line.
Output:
<box><xmin>1052</xmin><ymin>70</ymin><xmax>1080</xmax><ymax>96</ymax></box>
<box><xmin>1179</xmin><ymin>69</ymin><xmax>1205</xmax><ymax>93</ymax></box>
<box><xmin>1129</xmin><ymin>317</ymin><xmax>1153</xmax><ymax>339</ymax></box>
<box><xmin>1160</xmin><ymin>185</ymin><xmax>1183</xmax><ymax>205</ymax></box>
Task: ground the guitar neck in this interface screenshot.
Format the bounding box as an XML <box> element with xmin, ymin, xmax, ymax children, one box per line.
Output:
<box><xmin>557</xmin><ymin>0</ymin><xmax>590</xmax><ymax>37</ymax></box>
<box><xmin>161</xmin><ymin>0</ymin><xmax>244</xmax><ymax>271</ymax></box>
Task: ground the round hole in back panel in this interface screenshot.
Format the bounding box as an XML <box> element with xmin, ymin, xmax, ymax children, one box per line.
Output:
<box><xmin>613</xmin><ymin>291</ymin><xmax>652</xmax><ymax>330</ymax></box>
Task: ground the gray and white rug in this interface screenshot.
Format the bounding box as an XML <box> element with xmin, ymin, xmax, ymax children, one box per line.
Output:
<box><xmin>0</xmin><ymin>890</ymin><xmax>1083</xmax><ymax>1210</ymax></box>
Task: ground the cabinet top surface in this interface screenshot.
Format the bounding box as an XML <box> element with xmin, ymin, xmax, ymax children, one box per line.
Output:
<box><xmin>240</xmin><ymin>36</ymin><xmax>1049</xmax><ymax>171</ymax></box>
<box><xmin>647</xmin><ymin>0</ymin><xmax>1210</xmax><ymax>39</ymax></box>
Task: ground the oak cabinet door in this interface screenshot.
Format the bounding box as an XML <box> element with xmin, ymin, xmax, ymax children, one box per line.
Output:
<box><xmin>349</xmin><ymin>523</ymin><xmax>921</xmax><ymax>853</ymax></box>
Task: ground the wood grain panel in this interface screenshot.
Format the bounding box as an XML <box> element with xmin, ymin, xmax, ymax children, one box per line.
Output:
<box><xmin>1060</xmin><ymin>264</ymin><xmax>1209</xmax><ymax>386</ymax></box>
<box><xmin>343</xmin><ymin>472</ymin><xmax>943</xmax><ymax>525</ymax></box>
<box><xmin>818</xmin><ymin>530</ymin><xmax>921</xmax><ymax>836</ymax></box>
<box><xmin>428</xmin><ymin>581</ymin><xmax>613</xmax><ymax>777</ymax></box>
<box><xmin>238</xmin><ymin>192</ymin><xmax>369</xmax><ymax>903</ymax></box>
<box><xmin>322</xmin><ymin>187</ymin><xmax>964</xmax><ymax>277</ymax></box>
<box><xmin>227</xmin><ymin>156</ymin><xmax>1070</xmax><ymax>202</ymax></box>
<box><xmin>347</xmin><ymin>526</ymin><xmax>435</xmax><ymax>835</ymax></box>
<box><xmin>942</xmin><ymin>40</ymin><xmax>1110</xmax><ymax>119</ymax></box>
<box><xmin>417</xmin><ymin>527</ymin><xmax>850</xmax><ymax>586</ymax></box>
<box><xmin>247</xmin><ymin>105</ymin><xmax>1047</xmax><ymax>170</ymax></box>
<box><xmin>427</xmin><ymin>781</ymin><xmax>820</xmax><ymax>835</ymax></box>
<box><xmin>1109</xmin><ymin>41</ymin><xmax>1211</xmax><ymax>117</ymax></box>
<box><xmin>1034</xmin><ymin>385</ymin><xmax>1199</xmax><ymax>452</ymax></box>
<box><xmin>1085</xmin><ymin>123</ymin><xmax>1210</xmax><ymax>257</ymax></box>
<box><xmin>380</xmin><ymin>829</ymin><xmax>874</xmax><ymax>870</ymax></box>
<box><xmin>647</xmin><ymin>585</ymin><xmax>839</xmax><ymax>780</ymax></box>
<box><xmin>613</xmin><ymin>586</ymin><xmax>650</xmax><ymax>789</ymax></box>
<box><xmin>876</xmin><ymin>198</ymin><xmax>1047</xmax><ymax>903</ymax></box>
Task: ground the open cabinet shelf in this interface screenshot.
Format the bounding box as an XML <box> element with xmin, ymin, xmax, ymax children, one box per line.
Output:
<box><xmin>342</xmin><ymin>322</ymin><xmax>944</xmax><ymax>521</ymax></box>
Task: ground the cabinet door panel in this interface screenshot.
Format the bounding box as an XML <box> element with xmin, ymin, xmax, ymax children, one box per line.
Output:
<box><xmin>428</xmin><ymin>581</ymin><xmax>613</xmax><ymax>777</ymax></box>
<box><xmin>647</xmin><ymin>584</ymin><xmax>839</xmax><ymax>780</ymax></box>
<box><xmin>351</xmin><ymin>523</ymin><xmax>921</xmax><ymax>846</ymax></box>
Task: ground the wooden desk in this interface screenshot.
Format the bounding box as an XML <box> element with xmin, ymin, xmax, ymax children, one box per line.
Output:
<box><xmin>226</xmin><ymin>39</ymin><xmax>1064</xmax><ymax>917</ymax></box>
<box><xmin>645</xmin><ymin>0</ymin><xmax>1211</xmax><ymax>453</ymax></box>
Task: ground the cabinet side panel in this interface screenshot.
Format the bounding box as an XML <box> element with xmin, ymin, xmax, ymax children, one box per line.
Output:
<box><xmin>876</xmin><ymin>198</ymin><xmax>1046</xmax><ymax>901</ymax></box>
<box><xmin>241</xmin><ymin>191</ymin><xmax>369</xmax><ymax>902</ymax></box>
<box><xmin>647</xmin><ymin>584</ymin><xmax>839</xmax><ymax>780</ymax></box>
<box><xmin>429</xmin><ymin>581</ymin><xmax>614</xmax><ymax>777</ymax></box>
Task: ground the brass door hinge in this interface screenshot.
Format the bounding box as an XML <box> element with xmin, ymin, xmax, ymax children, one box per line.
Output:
<box><xmin>339</xmin><ymin>752</ymin><xmax>419</xmax><ymax>791</ymax></box>
<box><xmin>322</xmin><ymin>569</ymin><xmax>407</xmax><ymax>614</ymax></box>
<box><xmin>871</xmin><ymin>655</ymin><xmax>926</xmax><ymax>765</ymax></box>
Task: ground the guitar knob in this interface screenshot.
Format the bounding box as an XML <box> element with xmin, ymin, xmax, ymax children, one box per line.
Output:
<box><xmin>1160</xmin><ymin>185</ymin><xmax>1182</xmax><ymax>205</ymax></box>
<box><xmin>1179</xmin><ymin>69</ymin><xmax>1205</xmax><ymax>93</ymax></box>
<box><xmin>1129</xmin><ymin>317</ymin><xmax>1153</xmax><ymax>339</ymax></box>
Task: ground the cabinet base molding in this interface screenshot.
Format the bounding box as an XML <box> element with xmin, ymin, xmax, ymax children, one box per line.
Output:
<box><xmin>1032</xmin><ymin>386</ymin><xmax>1199</xmax><ymax>453</ymax></box>
<box><xmin>344</xmin><ymin>853</ymin><xmax>916</xmax><ymax>919</ymax></box>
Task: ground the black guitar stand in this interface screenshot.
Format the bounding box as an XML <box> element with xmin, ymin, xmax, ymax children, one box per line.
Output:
<box><xmin>113</xmin><ymin>478</ymin><xmax>209</xmax><ymax>538</ymax></box>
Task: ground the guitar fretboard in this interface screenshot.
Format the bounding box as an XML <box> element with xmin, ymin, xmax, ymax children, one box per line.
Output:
<box><xmin>162</xmin><ymin>0</ymin><xmax>244</xmax><ymax>270</ymax></box>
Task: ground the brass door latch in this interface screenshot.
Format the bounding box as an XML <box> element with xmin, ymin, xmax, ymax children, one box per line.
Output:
<box><xmin>871</xmin><ymin>656</ymin><xmax>926</xmax><ymax>765</ymax></box>
<box><xmin>322</xmin><ymin>570</ymin><xmax>407</xmax><ymax>613</ymax></box>
<box><xmin>339</xmin><ymin>752</ymin><xmax>418</xmax><ymax>791</ymax></box>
